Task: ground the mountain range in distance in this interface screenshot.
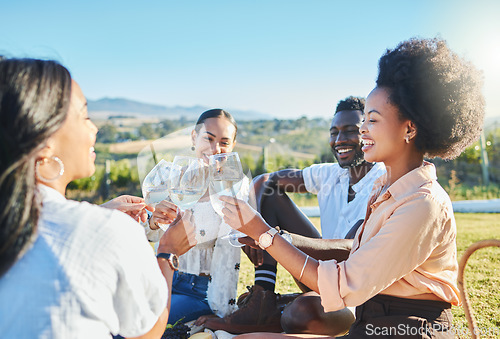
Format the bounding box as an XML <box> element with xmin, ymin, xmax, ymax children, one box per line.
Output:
<box><xmin>88</xmin><ymin>97</ymin><xmax>274</xmax><ymax>121</ymax></box>
<box><xmin>87</xmin><ymin>97</ymin><xmax>500</xmax><ymax>126</ymax></box>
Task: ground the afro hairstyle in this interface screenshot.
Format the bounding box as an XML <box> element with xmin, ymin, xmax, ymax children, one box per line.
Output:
<box><xmin>376</xmin><ymin>37</ymin><xmax>485</xmax><ymax>160</ymax></box>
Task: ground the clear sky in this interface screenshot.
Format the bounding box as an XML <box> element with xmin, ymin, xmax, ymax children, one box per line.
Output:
<box><xmin>1</xmin><ymin>0</ymin><xmax>499</xmax><ymax>119</ymax></box>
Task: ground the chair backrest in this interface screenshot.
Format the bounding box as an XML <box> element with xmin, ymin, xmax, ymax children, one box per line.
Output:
<box><xmin>458</xmin><ymin>239</ymin><xmax>500</xmax><ymax>339</ymax></box>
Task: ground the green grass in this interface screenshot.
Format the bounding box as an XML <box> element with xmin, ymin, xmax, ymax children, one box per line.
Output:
<box><xmin>452</xmin><ymin>213</ymin><xmax>500</xmax><ymax>338</ymax></box>
<box><xmin>237</xmin><ymin>213</ymin><xmax>500</xmax><ymax>337</ymax></box>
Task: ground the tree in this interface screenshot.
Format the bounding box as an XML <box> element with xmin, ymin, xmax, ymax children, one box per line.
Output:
<box><xmin>97</xmin><ymin>124</ymin><xmax>118</xmax><ymax>143</ymax></box>
<box><xmin>137</xmin><ymin>123</ymin><xmax>156</xmax><ymax>140</ymax></box>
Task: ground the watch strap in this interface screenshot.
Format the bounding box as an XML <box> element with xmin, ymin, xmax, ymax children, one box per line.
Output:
<box><xmin>156</xmin><ymin>252</ymin><xmax>173</xmax><ymax>260</ymax></box>
<box><xmin>157</xmin><ymin>252</ymin><xmax>178</xmax><ymax>271</ymax></box>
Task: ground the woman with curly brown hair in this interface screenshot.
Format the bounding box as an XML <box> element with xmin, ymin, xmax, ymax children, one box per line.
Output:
<box><xmin>220</xmin><ymin>37</ymin><xmax>484</xmax><ymax>338</ymax></box>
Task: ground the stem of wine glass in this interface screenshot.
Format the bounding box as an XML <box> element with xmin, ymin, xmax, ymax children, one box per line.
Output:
<box><xmin>229</xmin><ymin>185</ymin><xmax>236</xmax><ymax>199</ymax></box>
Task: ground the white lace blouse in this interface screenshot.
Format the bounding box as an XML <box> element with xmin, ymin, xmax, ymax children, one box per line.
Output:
<box><xmin>142</xmin><ymin>178</ymin><xmax>249</xmax><ymax>318</ymax></box>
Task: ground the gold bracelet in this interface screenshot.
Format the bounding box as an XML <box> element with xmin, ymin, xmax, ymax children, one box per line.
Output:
<box><xmin>299</xmin><ymin>255</ymin><xmax>309</xmax><ymax>282</ymax></box>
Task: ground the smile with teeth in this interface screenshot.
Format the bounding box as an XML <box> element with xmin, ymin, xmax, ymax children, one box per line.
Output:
<box><xmin>89</xmin><ymin>146</ymin><xmax>95</xmax><ymax>154</ymax></box>
<box><xmin>362</xmin><ymin>140</ymin><xmax>374</xmax><ymax>146</ymax></box>
<box><xmin>336</xmin><ymin>148</ymin><xmax>354</xmax><ymax>154</ymax></box>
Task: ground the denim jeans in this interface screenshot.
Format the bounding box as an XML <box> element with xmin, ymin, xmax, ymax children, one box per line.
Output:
<box><xmin>168</xmin><ymin>271</ymin><xmax>213</xmax><ymax>324</ymax></box>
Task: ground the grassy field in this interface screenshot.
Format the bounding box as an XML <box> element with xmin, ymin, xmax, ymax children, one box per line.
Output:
<box><xmin>236</xmin><ymin>213</ymin><xmax>500</xmax><ymax>338</ymax></box>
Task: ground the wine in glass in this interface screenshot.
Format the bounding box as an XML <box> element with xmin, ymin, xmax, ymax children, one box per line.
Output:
<box><xmin>144</xmin><ymin>188</ymin><xmax>170</xmax><ymax>207</ymax></box>
<box><xmin>208</xmin><ymin>152</ymin><xmax>246</xmax><ymax>247</ymax></box>
<box><xmin>143</xmin><ymin>188</ymin><xmax>171</xmax><ymax>231</ymax></box>
<box><xmin>168</xmin><ymin>156</ymin><xmax>208</xmax><ymax>211</ymax></box>
<box><xmin>142</xmin><ymin>160</ymin><xmax>171</xmax><ymax>230</ymax></box>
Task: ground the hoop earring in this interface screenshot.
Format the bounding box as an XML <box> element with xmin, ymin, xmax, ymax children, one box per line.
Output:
<box><xmin>35</xmin><ymin>156</ymin><xmax>64</xmax><ymax>183</ymax></box>
<box><xmin>405</xmin><ymin>136</ymin><xmax>410</xmax><ymax>144</ymax></box>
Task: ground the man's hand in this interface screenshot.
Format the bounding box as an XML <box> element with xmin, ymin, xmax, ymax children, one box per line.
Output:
<box><xmin>242</xmin><ymin>244</ymin><xmax>264</xmax><ymax>267</ymax></box>
<box><xmin>101</xmin><ymin>195</ymin><xmax>153</xmax><ymax>222</ymax></box>
<box><xmin>157</xmin><ymin>210</ymin><xmax>197</xmax><ymax>256</ymax></box>
<box><xmin>194</xmin><ymin>314</ymin><xmax>220</xmax><ymax>327</ymax></box>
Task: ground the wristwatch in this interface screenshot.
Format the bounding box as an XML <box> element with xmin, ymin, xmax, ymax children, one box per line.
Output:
<box><xmin>258</xmin><ymin>228</ymin><xmax>279</xmax><ymax>250</ymax></box>
<box><xmin>157</xmin><ymin>252</ymin><xmax>179</xmax><ymax>271</ymax></box>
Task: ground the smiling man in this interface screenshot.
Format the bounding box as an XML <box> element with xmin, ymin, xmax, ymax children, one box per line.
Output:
<box><xmin>203</xmin><ymin>96</ymin><xmax>386</xmax><ymax>335</ymax></box>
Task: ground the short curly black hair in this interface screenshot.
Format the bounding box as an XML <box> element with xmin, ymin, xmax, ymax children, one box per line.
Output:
<box><xmin>335</xmin><ymin>96</ymin><xmax>365</xmax><ymax>113</ymax></box>
<box><xmin>376</xmin><ymin>37</ymin><xmax>485</xmax><ymax>160</ymax></box>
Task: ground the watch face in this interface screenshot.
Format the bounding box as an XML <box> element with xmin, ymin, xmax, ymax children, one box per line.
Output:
<box><xmin>260</xmin><ymin>234</ymin><xmax>272</xmax><ymax>248</ymax></box>
<box><xmin>170</xmin><ymin>255</ymin><xmax>179</xmax><ymax>269</ymax></box>
<box><xmin>259</xmin><ymin>228</ymin><xmax>278</xmax><ymax>249</ymax></box>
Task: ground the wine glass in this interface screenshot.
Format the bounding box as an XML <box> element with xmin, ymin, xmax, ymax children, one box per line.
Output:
<box><xmin>208</xmin><ymin>152</ymin><xmax>246</xmax><ymax>247</ymax></box>
<box><xmin>142</xmin><ymin>160</ymin><xmax>171</xmax><ymax>231</ymax></box>
<box><xmin>144</xmin><ymin>189</ymin><xmax>171</xmax><ymax>231</ymax></box>
<box><xmin>168</xmin><ymin>156</ymin><xmax>208</xmax><ymax>212</ymax></box>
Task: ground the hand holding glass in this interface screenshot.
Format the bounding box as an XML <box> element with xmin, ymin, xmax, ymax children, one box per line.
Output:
<box><xmin>143</xmin><ymin>160</ymin><xmax>171</xmax><ymax>208</ymax></box>
<box><xmin>208</xmin><ymin>152</ymin><xmax>246</xmax><ymax>247</ymax></box>
<box><xmin>143</xmin><ymin>162</ymin><xmax>171</xmax><ymax>231</ymax></box>
<box><xmin>145</xmin><ymin>190</ymin><xmax>171</xmax><ymax>231</ymax></box>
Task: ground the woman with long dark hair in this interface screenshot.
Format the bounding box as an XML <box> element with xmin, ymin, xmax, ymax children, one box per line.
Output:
<box><xmin>0</xmin><ymin>57</ymin><xmax>196</xmax><ymax>338</ymax></box>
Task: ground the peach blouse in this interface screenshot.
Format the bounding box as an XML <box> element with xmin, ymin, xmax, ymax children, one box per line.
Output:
<box><xmin>317</xmin><ymin>162</ymin><xmax>460</xmax><ymax>312</ymax></box>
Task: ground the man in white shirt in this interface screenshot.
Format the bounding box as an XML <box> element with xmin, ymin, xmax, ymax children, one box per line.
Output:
<box><xmin>204</xmin><ymin>96</ymin><xmax>386</xmax><ymax>335</ymax></box>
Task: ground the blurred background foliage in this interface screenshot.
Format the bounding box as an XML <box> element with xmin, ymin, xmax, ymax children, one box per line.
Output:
<box><xmin>68</xmin><ymin>117</ymin><xmax>500</xmax><ymax>204</ymax></box>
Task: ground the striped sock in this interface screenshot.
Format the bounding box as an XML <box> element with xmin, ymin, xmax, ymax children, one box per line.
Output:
<box><xmin>255</xmin><ymin>264</ymin><xmax>277</xmax><ymax>291</ymax></box>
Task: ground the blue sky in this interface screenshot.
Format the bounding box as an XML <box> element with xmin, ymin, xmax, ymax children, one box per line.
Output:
<box><xmin>1</xmin><ymin>0</ymin><xmax>499</xmax><ymax>119</ymax></box>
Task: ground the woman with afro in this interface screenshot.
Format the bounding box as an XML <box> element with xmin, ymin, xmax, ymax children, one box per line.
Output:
<box><xmin>219</xmin><ymin>37</ymin><xmax>484</xmax><ymax>338</ymax></box>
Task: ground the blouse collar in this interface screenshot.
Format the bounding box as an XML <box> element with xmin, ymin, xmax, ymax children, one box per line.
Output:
<box><xmin>372</xmin><ymin>161</ymin><xmax>437</xmax><ymax>202</ymax></box>
<box><xmin>38</xmin><ymin>184</ymin><xmax>66</xmax><ymax>203</ymax></box>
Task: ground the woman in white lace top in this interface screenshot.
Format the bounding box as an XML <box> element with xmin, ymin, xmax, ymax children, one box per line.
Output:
<box><xmin>141</xmin><ymin>109</ymin><xmax>249</xmax><ymax>324</ymax></box>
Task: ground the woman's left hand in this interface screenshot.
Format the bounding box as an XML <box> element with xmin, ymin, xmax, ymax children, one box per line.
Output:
<box><xmin>219</xmin><ymin>196</ymin><xmax>269</xmax><ymax>240</ymax></box>
<box><xmin>101</xmin><ymin>195</ymin><xmax>153</xmax><ymax>222</ymax></box>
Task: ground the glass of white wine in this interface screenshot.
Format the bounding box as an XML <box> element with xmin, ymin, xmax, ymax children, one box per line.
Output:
<box><xmin>142</xmin><ymin>160</ymin><xmax>171</xmax><ymax>231</ymax></box>
<box><xmin>168</xmin><ymin>156</ymin><xmax>208</xmax><ymax>211</ymax></box>
<box><xmin>144</xmin><ymin>188</ymin><xmax>170</xmax><ymax>207</ymax></box>
<box><xmin>144</xmin><ymin>188</ymin><xmax>171</xmax><ymax>231</ymax></box>
<box><xmin>208</xmin><ymin>152</ymin><xmax>246</xmax><ymax>247</ymax></box>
